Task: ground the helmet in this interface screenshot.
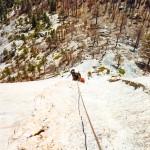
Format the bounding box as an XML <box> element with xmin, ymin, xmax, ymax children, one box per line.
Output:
<box><xmin>71</xmin><ymin>69</ymin><xmax>75</xmax><ymax>74</ymax></box>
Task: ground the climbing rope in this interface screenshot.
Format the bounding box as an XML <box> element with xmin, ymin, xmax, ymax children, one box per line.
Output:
<box><xmin>77</xmin><ymin>81</ymin><xmax>102</xmax><ymax>150</ymax></box>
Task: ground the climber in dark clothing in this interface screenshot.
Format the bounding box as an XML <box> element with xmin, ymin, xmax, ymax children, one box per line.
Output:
<box><xmin>70</xmin><ymin>69</ymin><xmax>81</xmax><ymax>81</ymax></box>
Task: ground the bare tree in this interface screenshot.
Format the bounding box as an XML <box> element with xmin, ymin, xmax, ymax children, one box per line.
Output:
<box><xmin>133</xmin><ymin>25</ymin><xmax>145</xmax><ymax>51</ymax></box>
<box><xmin>140</xmin><ymin>34</ymin><xmax>150</xmax><ymax>71</ymax></box>
<box><xmin>119</xmin><ymin>12</ymin><xmax>127</xmax><ymax>33</ymax></box>
<box><xmin>92</xmin><ymin>2</ymin><xmax>100</xmax><ymax>25</ymax></box>
<box><xmin>90</xmin><ymin>28</ymin><xmax>99</xmax><ymax>47</ymax></box>
<box><xmin>115</xmin><ymin>32</ymin><xmax>121</xmax><ymax>47</ymax></box>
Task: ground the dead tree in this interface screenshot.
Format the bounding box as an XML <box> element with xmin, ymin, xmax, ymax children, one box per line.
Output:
<box><xmin>133</xmin><ymin>25</ymin><xmax>145</xmax><ymax>51</ymax></box>
<box><xmin>140</xmin><ymin>34</ymin><xmax>150</xmax><ymax>71</ymax></box>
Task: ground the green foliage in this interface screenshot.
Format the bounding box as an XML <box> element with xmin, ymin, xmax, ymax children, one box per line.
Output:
<box><xmin>21</xmin><ymin>65</ymin><xmax>27</xmax><ymax>76</ymax></box>
<box><xmin>7</xmin><ymin>53</ymin><xmax>12</xmax><ymax>61</ymax></box>
<box><xmin>18</xmin><ymin>17</ymin><xmax>23</xmax><ymax>26</ymax></box>
<box><xmin>12</xmin><ymin>42</ymin><xmax>17</xmax><ymax>49</ymax></box>
<box><xmin>141</xmin><ymin>34</ymin><xmax>150</xmax><ymax>56</ymax></box>
<box><xmin>23</xmin><ymin>48</ymin><xmax>29</xmax><ymax>55</ymax></box>
<box><xmin>34</xmin><ymin>22</ymin><xmax>43</xmax><ymax>32</ymax></box>
<box><xmin>59</xmin><ymin>8</ymin><xmax>65</xmax><ymax>17</ymax></box>
<box><xmin>24</xmin><ymin>16</ymin><xmax>29</xmax><ymax>24</ymax></box>
<box><xmin>50</xmin><ymin>29</ymin><xmax>56</xmax><ymax>39</ymax></box>
<box><xmin>11</xmin><ymin>76</ymin><xmax>15</xmax><ymax>82</ymax></box>
<box><xmin>61</xmin><ymin>49</ymin><xmax>66</xmax><ymax>55</ymax></box>
<box><xmin>3</xmin><ymin>67</ymin><xmax>11</xmax><ymax>76</ymax></box>
<box><xmin>36</xmin><ymin>56</ymin><xmax>41</xmax><ymax>60</ymax></box>
<box><xmin>98</xmin><ymin>66</ymin><xmax>110</xmax><ymax>74</ymax></box>
<box><xmin>59</xmin><ymin>8</ymin><xmax>65</xmax><ymax>22</ymax></box>
<box><xmin>141</xmin><ymin>34</ymin><xmax>150</xmax><ymax>69</ymax></box>
<box><xmin>19</xmin><ymin>52</ymin><xmax>25</xmax><ymax>60</ymax></box>
<box><xmin>49</xmin><ymin>0</ymin><xmax>57</xmax><ymax>13</ymax></box>
<box><xmin>98</xmin><ymin>66</ymin><xmax>107</xmax><ymax>72</ymax></box>
<box><xmin>106</xmin><ymin>69</ymin><xmax>110</xmax><ymax>74</ymax></box>
<box><xmin>5</xmin><ymin>17</ymin><xmax>10</xmax><ymax>25</ymax></box>
<box><xmin>20</xmin><ymin>34</ymin><xmax>26</xmax><ymax>42</ymax></box>
<box><xmin>27</xmin><ymin>32</ymin><xmax>39</xmax><ymax>39</ymax></box>
<box><xmin>7</xmin><ymin>75</ymin><xmax>12</xmax><ymax>82</ymax></box>
<box><xmin>40</xmin><ymin>56</ymin><xmax>46</xmax><ymax>65</ymax></box>
<box><xmin>28</xmin><ymin>62</ymin><xmax>35</xmax><ymax>72</ymax></box>
<box><xmin>15</xmin><ymin>34</ymin><xmax>21</xmax><ymax>40</ymax></box>
<box><xmin>46</xmin><ymin>36</ymin><xmax>52</xmax><ymax>43</ymax></box>
<box><xmin>54</xmin><ymin>54</ymin><xmax>61</xmax><ymax>60</ymax></box>
<box><xmin>27</xmin><ymin>33</ymin><xmax>34</xmax><ymax>39</ymax></box>
<box><xmin>8</xmin><ymin>34</ymin><xmax>14</xmax><ymax>42</ymax></box>
<box><xmin>16</xmin><ymin>72</ymin><xmax>21</xmax><ymax>81</ymax></box>
<box><xmin>43</xmin><ymin>13</ymin><xmax>50</xmax><ymax>24</ymax></box>
<box><xmin>32</xmin><ymin>15</ymin><xmax>37</xmax><ymax>28</ymax></box>
<box><xmin>0</xmin><ymin>73</ymin><xmax>5</xmax><ymax>80</ymax></box>
<box><xmin>3</xmin><ymin>48</ymin><xmax>8</xmax><ymax>55</ymax></box>
<box><xmin>87</xmin><ymin>71</ymin><xmax>92</xmax><ymax>77</ymax></box>
<box><xmin>119</xmin><ymin>69</ymin><xmax>125</xmax><ymax>75</ymax></box>
<box><xmin>26</xmin><ymin>0</ymin><xmax>32</xmax><ymax>15</ymax></box>
<box><xmin>0</xmin><ymin>0</ymin><xmax>8</xmax><ymax>23</ymax></box>
<box><xmin>46</xmin><ymin>23</ymin><xmax>52</xmax><ymax>29</ymax></box>
<box><xmin>18</xmin><ymin>46</ymin><xmax>23</xmax><ymax>51</ymax></box>
<box><xmin>14</xmin><ymin>0</ymin><xmax>21</xmax><ymax>5</ymax></box>
<box><xmin>142</xmin><ymin>34</ymin><xmax>150</xmax><ymax>46</ymax></box>
<box><xmin>34</xmin><ymin>32</ymin><xmax>39</xmax><ymax>38</ymax></box>
<box><xmin>30</xmin><ymin>47</ymin><xmax>38</xmax><ymax>58</ymax></box>
<box><xmin>37</xmin><ymin>63</ymin><xmax>42</xmax><ymax>74</ymax></box>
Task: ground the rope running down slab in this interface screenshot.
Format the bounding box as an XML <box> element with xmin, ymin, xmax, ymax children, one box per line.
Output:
<box><xmin>77</xmin><ymin>81</ymin><xmax>102</xmax><ymax>150</ymax></box>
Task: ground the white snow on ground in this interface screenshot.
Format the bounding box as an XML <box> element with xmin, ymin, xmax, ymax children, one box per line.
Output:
<box><xmin>0</xmin><ymin>60</ymin><xmax>150</xmax><ymax>150</ymax></box>
<box><xmin>0</xmin><ymin>20</ymin><xmax>15</xmax><ymax>54</ymax></box>
<box><xmin>102</xmin><ymin>51</ymin><xmax>143</xmax><ymax>77</ymax></box>
<box><xmin>50</xmin><ymin>14</ymin><xmax>61</xmax><ymax>30</ymax></box>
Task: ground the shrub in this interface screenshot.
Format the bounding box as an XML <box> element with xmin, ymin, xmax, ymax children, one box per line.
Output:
<box><xmin>24</xmin><ymin>48</ymin><xmax>29</xmax><ymax>55</ymax></box>
<box><xmin>87</xmin><ymin>71</ymin><xmax>92</xmax><ymax>77</ymax></box>
<box><xmin>3</xmin><ymin>48</ymin><xmax>8</xmax><ymax>56</ymax></box>
<box><xmin>106</xmin><ymin>69</ymin><xmax>110</xmax><ymax>74</ymax></box>
<box><xmin>119</xmin><ymin>69</ymin><xmax>125</xmax><ymax>75</ymax></box>
<box><xmin>54</xmin><ymin>54</ymin><xmax>61</xmax><ymax>60</ymax></box>
<box><xmin>15</xmin><ymin>34</ymin><xmax>21</xmax><ymax>40</ymax></box>
<box><xmin>3</xmin><ymin>67</ymin><xmax>11</xmax><ymax>76</ymax></box>
<box><xmin>7</xmin><ymin>75</ymin><xmax>12</xmax><ymax>82</ymax></box>
<box><xmin>98</xmin><ymin>66</ymin><xmax>107</xmax><ymax>72</ymax></box>
<box><xmin>27</xmin><ymin>33</ymin><xmax>35</xmax><ymax>39</ymax></box>
<box><xmin>8</xmin><ymin>34</ymin><xmax>14</xmax><ymax>42</ymax></box>
<box><xmin>7</xmin><ymin>53</ymin><xmax>12</xmax><ymax>61</ymax></box>
<box><xmin>20</xmin><ymin>34</ymin><xmax>26</xmax><ymax>41</ymax></box>
<box><xmin>19</xmin><ymin>53</ymin><xmax>26</xmax><ymax>60</ymax></box>
<box><xmin>37</xmin><ymin>56</ymin><xmax>41</xmax><ymax>60</ymax></box>
<box><xmin>18</xmin><ymin>18</ymin><xmax>23</xmax><ymax>26</ymax></box>
<box><xmin>0</xmin><ymin>73</ymin><xmax>5</xmax><ymax>80</ymax></box>
<box><xmin>32</xmin><ymin>15</ymin><xmax>37</xmax><ymax>28</ymax></box>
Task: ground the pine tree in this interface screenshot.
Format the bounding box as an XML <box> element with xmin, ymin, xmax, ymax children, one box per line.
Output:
<box><xmin>28</xmin><ymin>62</ymin><xmax>36</xmax><ymax>79</ymax></box>
<box><xmin>49</xmin><ymin>0</ymin><xmax>57</xmax><ymax>13</ymax></box>
<box><xmin>4</xmin><ymin>67</ymin><xmax>11</xmax><ymax>76</ymax></box>
<box><xmin>41</xmin><ymin>55</ymin><xmax>46</xmax><ymax>73</ymax></box>
<box><xmin>43</xmin><ymin>13</ymin><xmax>49</xmax><ymax>24</ymax></box>
<box><xmin>32</xmin><ymin>15</ymin><xmax>37</xmax><ymax>28</ymax></box>
<box><xmin>26</xmin><ymin>0</ymin><xmax>32</xmax><ymax>12</ymax></box>
<box><xmin>37</xmin><ymin>63</ymin><xmax>42</xmax><ymax>77</ymax></box>
<box><xmin>0</xmin><ymin>0</ymin><xmax>6</xmax><ymax>22</ymax></box>
<box><xmin>5</xmin><ymin>0</ymin><xmax>14</xmax><ymax>8</ymax></box>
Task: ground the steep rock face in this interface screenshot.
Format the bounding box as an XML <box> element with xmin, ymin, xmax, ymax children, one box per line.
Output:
<box><xmin>1</xmin><ymin>69</ymin><xmax>150</xmax><ymax>150</ymax></box>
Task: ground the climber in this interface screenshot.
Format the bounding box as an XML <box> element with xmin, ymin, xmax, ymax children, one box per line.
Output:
<box><xmin>70</xmin><ymin>69</ymin><xmax>81</xmax><ymax>81</ymax></box>
<box><xmin>69</xmin><ymin>69</ymin><xmax>85</xmax><ymax>83</ymax></box>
